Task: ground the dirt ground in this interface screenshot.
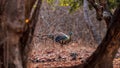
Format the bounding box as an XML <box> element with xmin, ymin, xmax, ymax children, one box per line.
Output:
<box><xmin>27</xmin><ymin>40</ymin><xmax>120</xmax><ymax>68</ymax></box>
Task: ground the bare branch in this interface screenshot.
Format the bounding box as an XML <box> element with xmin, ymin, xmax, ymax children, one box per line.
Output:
<box><xmin>87</xmin><ymin>0</ymin><xmax>112</xmax><ymax>28</ymax></box>
<box><xmin>83</xmin><ymin>0</ymin><xmax>102</xmax><ymax>44</ymax></box>
<box><xmin>88</xmin><ymin>0</ymin><xmax>103</xmax><ymax>20</ymax></box>
<box><xmin>26</xmin><ymin>0</ymin><xmax>39</xmax><ymax>23</ymax></box>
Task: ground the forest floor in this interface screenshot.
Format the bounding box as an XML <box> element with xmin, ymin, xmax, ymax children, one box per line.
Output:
<box><xmin>27</xmin><ymin>41</ymin><xmax>120</xmax><ymax>68</ymax></box>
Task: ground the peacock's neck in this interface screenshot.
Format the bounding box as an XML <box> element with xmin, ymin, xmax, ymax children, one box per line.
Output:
<box><xmin>67</xmin><ymin>34</ymin><xmax>71</xmax><ymax>41</ymax></box>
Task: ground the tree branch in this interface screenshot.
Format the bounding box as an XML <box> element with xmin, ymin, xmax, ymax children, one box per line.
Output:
<box><xmin>83</xmin><ymin>3</ymin><xmax>120</xmax><ymax>68</ymax></box>
<box><xmin>83</xmin><ymin>0</ymin><xmax>102</xmax><ymax>44</ymax></box>
<box><xmin>88</xmin><ymin>0</ymin><xmax>104</xmax><ymax>20</ymax></box>
<box><xmin>87</xmin><ymin>0</ymin><xmax>113</xmax><ymax>28</ymax></box>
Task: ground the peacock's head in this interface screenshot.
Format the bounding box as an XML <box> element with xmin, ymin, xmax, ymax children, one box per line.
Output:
<box><xmin>69</xmin><ymin>32</ymin><xmax>73</xmax><ymax>36</ymax></box>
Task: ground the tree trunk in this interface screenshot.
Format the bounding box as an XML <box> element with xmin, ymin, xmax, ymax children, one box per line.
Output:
<box><xmin>3</xmin><ymin>0</ymin><xmax>25</xmax><ymax>68</ymax></box>
<box><xmin>20</xmin><ymin>0</ymin><xmax>42</xmax><ymax>67</ymax></box>
<box><xmin>66</xmin><ymin>3</ymin><xmax>120</xmax><ymax>68</ymax></box>
<box><xmin>0</xmin><ymin>0</ymin><xmax>42</xmax><ymax>68</ymax></box>
<box><xmin>83</xmin><ymin>4</ymin><xmax>120</xmax><ymax>68</ymax></box>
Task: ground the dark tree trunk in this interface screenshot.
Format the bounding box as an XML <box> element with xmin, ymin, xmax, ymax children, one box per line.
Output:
<box><xmin>1</xmin><ymin>0</ymin><xmax>25</xmax><ymax>68</ymax></box>
<box><xmin>83</xmin><ymin>4</ymin><xmax>120</xmax><ymax>68</ymax></box>
<box><xmin>20</xmin><ymin>0</ymin><xmax>42</xmax><ymax>67</ymax></box>
<box><xmin>65</xmin><ymin>3</ymin><xmax>120</xmax><ymax>68</ymax></box>
<box><xmin>0</xmin><ymin>0</ymin><xmax>42</xmax><ymax>68</ymax></box>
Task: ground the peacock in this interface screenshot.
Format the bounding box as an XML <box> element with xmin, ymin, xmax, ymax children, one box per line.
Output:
<box><xmin>43</xmin><ymin>32</ymin><xmax>73</xmax><ymax>47</ymax></box>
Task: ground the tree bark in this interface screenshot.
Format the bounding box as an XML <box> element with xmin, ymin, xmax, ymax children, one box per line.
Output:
<box><xmin>69</xmin><ymin>4</ymin><xmax>120</xmax><ymax>68</ymax></box>
<box><xmin>88</xmin><ymin>0</ymin><xmax>112</xmax><ymax>28</ymax></box>
<box><xmin>20</xmin><ymin>0</ymin><xmax>42</xmax><ymax>68</ymax></box>
<box><xmin>66</xmin><ymin>3</ymin><xmax>120</xmax><ymax>68</ymax></box>
<box><xmin>83</xmin><ymin>4</ymin><xmax>120</xmax><ymax>68</ymax></box>
<box><xmin>2</xmin><ymin>0</ymin><xmax>25</xmax><ymax>68</ymax></box>
<box><xmin>0</xmin><ymin>0</ymin><xmax>42</xmax><ymax>68</ymax></box>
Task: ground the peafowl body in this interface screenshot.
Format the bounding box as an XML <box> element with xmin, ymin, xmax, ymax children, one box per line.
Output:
<box><xmin>47</xmin><ymin>32</ymin><xmax>72</xmax><ymax>46</ymax></box>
